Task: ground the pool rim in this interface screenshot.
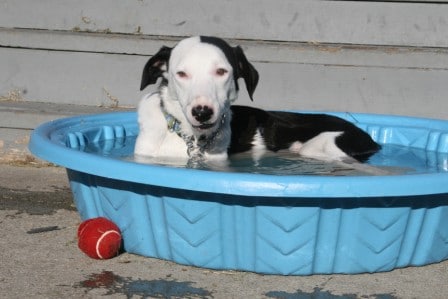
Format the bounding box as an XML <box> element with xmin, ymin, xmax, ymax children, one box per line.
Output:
<box><xmin>28</xmin><ymin>111</ymin><xmax>448</xmax><ymax>198</ymax></box>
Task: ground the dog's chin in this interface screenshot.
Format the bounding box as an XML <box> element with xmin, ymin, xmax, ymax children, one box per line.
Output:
<box><xmin>192</xmin><ymin>122</ymin><xmax>216</xmax><ymax>131</ymax></box>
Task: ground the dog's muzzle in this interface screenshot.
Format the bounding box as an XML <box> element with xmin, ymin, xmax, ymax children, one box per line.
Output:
<box><xmin>191</xmin><ymin>105</ymin><xmax>216</xmax><ymax>130</ymax></box>
<box><xmin>192</xmin><ymin>105</ymin><xmax>213</xmax><ymax>122</ymax></box>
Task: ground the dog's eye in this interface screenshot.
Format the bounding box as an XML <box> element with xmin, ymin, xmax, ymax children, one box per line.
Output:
<box><xmin>215</xmin><ymin>68</ymin><xmax>228</xmax><ymax>76</ymax></box>
<box><xmin>176</xmin><ymin>71</ymin><xmax>188</xmax><ymax>79</ymax></box>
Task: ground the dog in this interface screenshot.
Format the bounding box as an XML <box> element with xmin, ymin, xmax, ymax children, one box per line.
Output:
<box><xmin>135</xmin><ymin>36</ymin><xmax>380</xmax><ymax>163</ymax></box>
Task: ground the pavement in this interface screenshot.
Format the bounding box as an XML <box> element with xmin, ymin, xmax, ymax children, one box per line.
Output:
<box><xmin>1</xmin><ymin>163</ymin><xmax>448</xmax><ymax>299</ymax></box>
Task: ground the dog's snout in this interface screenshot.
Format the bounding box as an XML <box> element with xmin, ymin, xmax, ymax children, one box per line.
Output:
<box><xmin>192</xmin><ymin>105</ymin><xmax>213</xmax><ymax>123</ymax></box>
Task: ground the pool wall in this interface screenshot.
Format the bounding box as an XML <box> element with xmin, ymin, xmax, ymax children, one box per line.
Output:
<box><xmin>67</xmin><ymin>168</ymin><xmax>448</xmax><ymax>275</ymax></box>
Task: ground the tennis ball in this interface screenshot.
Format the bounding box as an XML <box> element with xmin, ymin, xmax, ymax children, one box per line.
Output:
<box><xmin>77</xmin><ymin>217</ymin><xmax>122</xmax><ymax>259</ymax></box>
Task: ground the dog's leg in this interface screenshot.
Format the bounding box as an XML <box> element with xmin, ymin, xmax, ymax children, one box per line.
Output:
<box><xmin>204</xmin><ymin>152</ymin><xmax>228</xmax><ymax>160</ymax></box>
<box><xmin>250</xmin><ymin>130</ymin><xmax>267</xmax><ymax>164</ymax></box>
<box><xmin>134</xmin><ymin>93</ymin><xmax>169</xmax><ymax>157</ymax></box>
<box><xmin>290</xmin><ymin>131</ymin><xmax>349</xmax><ymax>161</ymax></box>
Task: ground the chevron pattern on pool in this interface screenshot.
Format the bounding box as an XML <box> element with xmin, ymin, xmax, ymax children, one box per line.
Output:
<box><xmin>67</xmin><ymin>169</ymin><xmax>448</xmax><ymax>275</ymax></box>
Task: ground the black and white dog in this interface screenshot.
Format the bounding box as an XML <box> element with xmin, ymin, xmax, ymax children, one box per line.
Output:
<box><xmin>135</xmin><ymin>36</ymin><xmax>380</xmax><ymax>163</ymax></box>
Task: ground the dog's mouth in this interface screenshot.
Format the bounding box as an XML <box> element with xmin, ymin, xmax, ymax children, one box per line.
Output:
<box><xmin>193</xmin><ymin>123</ymin><xmax>216</xmax><ymax>130</ymax></box>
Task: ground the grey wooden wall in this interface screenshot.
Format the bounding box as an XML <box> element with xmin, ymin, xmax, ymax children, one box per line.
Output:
<box><xmin>3</xmin><ymin>0</ymin><xmax>448</xmax><ymax>161</ymax></box>
<box><xmin>0</xmin><ymin>0</ymin><xmax>448</xmax><ymax>161</ymax></box>
<box><xmin>1</xmin><ymin>0</ymin><xmax>448</xmax><ymax>118</ymax></box>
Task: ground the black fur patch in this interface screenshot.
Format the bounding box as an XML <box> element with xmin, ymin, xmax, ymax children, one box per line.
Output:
<box><xmin>200</xmin><ymin>36</ymin><xmax>239</xmax><ymax>82</ymax></box>
<box><xmin>199</xmin><ymin>36</ymin><xmax>259</xmax><ymax>101</ymax></box>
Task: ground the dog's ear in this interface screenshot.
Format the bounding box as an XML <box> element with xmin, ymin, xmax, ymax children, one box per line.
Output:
<box><xmin>140</xmin><ymin>46</ymin><xmax>172</xmax><ymax>91</ymax></box>
<box><xmin>233</xmin><ymin>46</ymin><xmax>259</xmax><ymax>101</ymax></box>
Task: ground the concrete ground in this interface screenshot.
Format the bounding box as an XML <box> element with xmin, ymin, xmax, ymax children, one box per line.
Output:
<box><xmin>1</xmin><ymin>163</ymin><xmax>448</xmax><ymax>299</ymax></box>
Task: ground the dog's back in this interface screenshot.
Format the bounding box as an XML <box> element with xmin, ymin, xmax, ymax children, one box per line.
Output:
<box><xmin>229</xmin><ymin>106</ymin><xmax>380</xmax><ymax>162</ymax></box>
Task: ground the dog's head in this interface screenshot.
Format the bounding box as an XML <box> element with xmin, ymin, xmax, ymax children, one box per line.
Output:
<box><xmin>140</xmin><ymin>36</ymin><xmax>259</xmax><ymax>132</ymax></box>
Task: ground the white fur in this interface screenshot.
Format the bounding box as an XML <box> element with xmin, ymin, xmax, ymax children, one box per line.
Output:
<box><xmin>290</xmin><ymin>131</ymin><xmax>348</xmax><ymax>161</ymax></box>
<box><xmin>167</xmin><ymin>37</ymin><xmax>238</xmax><ymax>129</ymax></box>
<box><xmin>251</xmin><ymin>129</ymin><xmax>267</xmax><ymax>162</ymax></box>
<box><xmin>134</xmin><ymin>92</ymin><xmax>188</xmax><ymax>158</ymax></box>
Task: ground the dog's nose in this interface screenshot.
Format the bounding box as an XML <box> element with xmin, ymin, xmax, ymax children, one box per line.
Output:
<box><xmin>191</xmin><ymin>105</ymin><xmax>213</xmax><ymax>123</ymax></box>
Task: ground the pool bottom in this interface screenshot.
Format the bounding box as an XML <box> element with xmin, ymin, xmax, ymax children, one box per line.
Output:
<box><xmin>67</xmin><ymin>168</ymin><xmax>448</xmax><ymax>275</ymax></box>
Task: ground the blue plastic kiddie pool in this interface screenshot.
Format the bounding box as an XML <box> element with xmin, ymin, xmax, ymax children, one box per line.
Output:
<box><xmin>29</xmin><ymin>111</ymin><xmax>448</xmax><ymax>275</ymax></box>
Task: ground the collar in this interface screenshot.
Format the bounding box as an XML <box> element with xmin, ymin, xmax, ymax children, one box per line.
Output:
<box><xmin>160</xmin><ymin>100</ymin><xmax>196</xmax><ymax>157</ymax></box>
<box><xmin>159</xmin><ymin>99</ymin><xmax>227</xmax><ymax>159</ymax></box>
<box><xmin>160</xmin><ymin>99</ymin><xmax>183</xmax><ymax>136</ymax></box>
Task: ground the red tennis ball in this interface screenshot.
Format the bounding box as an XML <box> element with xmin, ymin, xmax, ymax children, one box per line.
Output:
<box><xmin>77</xmin><ymin>217</ymin><xmax>122</xmax><ymax>259</ymax></box>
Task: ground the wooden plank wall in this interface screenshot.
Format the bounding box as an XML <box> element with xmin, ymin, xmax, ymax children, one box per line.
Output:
<box><xmin>1</xmin><ymin>0</ymin><xmax>448</xmax><ymax>119</ymax></box>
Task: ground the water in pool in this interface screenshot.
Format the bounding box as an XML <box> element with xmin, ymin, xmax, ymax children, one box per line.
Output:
<box><xmin>82</xmin><ymin>136</ymin><xmax>448</xmax><ymax>176</ymax></box>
